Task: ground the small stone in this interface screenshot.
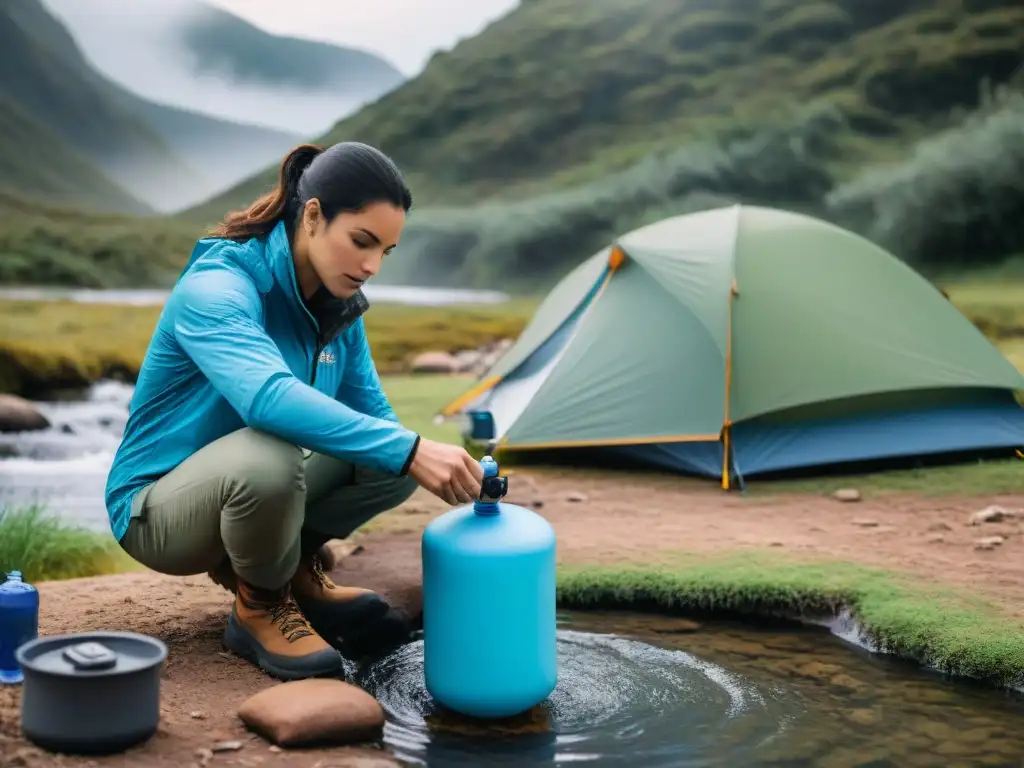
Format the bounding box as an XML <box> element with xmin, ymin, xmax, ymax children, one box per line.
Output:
<box><xmin>974</xmin><ymin>536</ymin><xmax>1005</xmax><ymax>551</ymax></box>
<box><xmin>832</xmin><ymin>488</ymin><xmax>861</xmax><ymax>502</ymax></box>
<box><xmin>190</xmin><ymin>711</ymin><xmax>207</xmax><ymax>720</ymax></box>
<box><xmin>851</xmin><ymin>518</ymin><xmax>879</xmax><ymax>527</ymax></box>
<box><xmin>970</xmin><ymin>506</ymin><xmax>1019</xmax><ymax>526</ymax></box>
<box><xmin>410</xmin><ymin>351</ymin><xmax>459</xmax><ymax>374</ymax></box>
<box><xmin>566</xmin><ymin>491</ymin><xmax>587</xmax><ymax>503</ymax></box>
<box><xmin>0</xmin><ymin>394</ymin><xmax>50</xmax><ymax>433</ymax></box>
<box><xmin>211</xmin><ymin>740</ymin><xmax>244</xmax><ymax>752</ymax></box>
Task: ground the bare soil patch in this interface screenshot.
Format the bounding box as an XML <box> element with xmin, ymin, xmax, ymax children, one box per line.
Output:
<box><xmin>3</xmin><ymin>469</ymin><xmax>1023</xmax><ymax>766</ymax></box>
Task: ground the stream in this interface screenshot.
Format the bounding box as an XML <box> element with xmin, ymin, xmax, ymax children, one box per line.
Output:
<box><xmin>363</xmin><ymin>612</ymin><xmax>1024</xmax><ymax>767</ymax></box>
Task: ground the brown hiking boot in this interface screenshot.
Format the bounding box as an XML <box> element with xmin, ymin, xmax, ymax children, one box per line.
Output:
<box><xmin>291</xmin><ymin>547</ymin><xmax>390</xmax><ymax>641</ymax></box>
<box><xmin>222</xmin><ymin>579</ymin><xmax>344</xmax><ymax>680</ymax></box>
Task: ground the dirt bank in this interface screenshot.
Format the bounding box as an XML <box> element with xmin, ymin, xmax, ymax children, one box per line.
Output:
<box><xmin>3</xmin><ymin>470</ymin><xmax>1023</xmax><ymax>766</ymax></box>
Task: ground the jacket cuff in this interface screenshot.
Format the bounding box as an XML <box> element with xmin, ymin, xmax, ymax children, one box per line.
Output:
<box><xmin>400</xmin><ymin>434</ymin><xmax>421</xmax><ymax>476</ymax></box>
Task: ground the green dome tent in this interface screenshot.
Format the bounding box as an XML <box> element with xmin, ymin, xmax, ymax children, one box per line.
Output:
<box><xmin>440</xmin><ymin>205</ymin><xmax>1024</xmax><ymax>488</ymax></box>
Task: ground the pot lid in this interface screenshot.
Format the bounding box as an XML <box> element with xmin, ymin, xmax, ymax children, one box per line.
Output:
<box><xmin>16</xmin><ymin>632</ymin><xmax>168</xmax><ymax>678</ymax></box>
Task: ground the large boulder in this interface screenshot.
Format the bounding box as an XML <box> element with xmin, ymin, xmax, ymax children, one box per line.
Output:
<box><xmin>0</xmin><ymin>394</ymin><xmax>49</xmax><ymax>433</ymax></box>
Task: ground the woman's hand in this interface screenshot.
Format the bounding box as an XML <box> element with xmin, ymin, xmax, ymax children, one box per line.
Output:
<box><xmin>408</xmin><ymin>438</ymin><xmax>484</xmax><ymax>505</ymax></box>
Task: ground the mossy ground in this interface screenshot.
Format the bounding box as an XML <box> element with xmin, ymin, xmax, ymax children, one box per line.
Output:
<box><xmin>558</xmin><ymin>551</ymin><xmax>1024</xmax><ymax>688</ymax></box>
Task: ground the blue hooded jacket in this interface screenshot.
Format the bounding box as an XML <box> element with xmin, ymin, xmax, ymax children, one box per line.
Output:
<box><xmin>104</xmin><ymin>220</ymin><xmax>419</xmax><ymax>542</ymax></box>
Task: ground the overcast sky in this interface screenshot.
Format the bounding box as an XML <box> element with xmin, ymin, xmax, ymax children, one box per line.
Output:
<box><xmin>205</xmin><ymin>0</ymin><xmax>518</xmax><ymax>74</ymax></box>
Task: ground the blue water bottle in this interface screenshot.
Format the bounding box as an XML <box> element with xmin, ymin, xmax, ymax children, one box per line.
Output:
<box><xmin>0</xmin><ymin>570</ymin><xmax>39</xmax><ymax>684</ymax></box>
<box><xmin>422</xmin><ymin>456</ymin><xmax>558</xmax><ymax>718</ymax></box>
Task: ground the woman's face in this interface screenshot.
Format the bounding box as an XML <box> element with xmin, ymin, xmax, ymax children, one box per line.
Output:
<box><xmin>303</xmin><ymin>200</ymin><xmax>406</xmax><ymax>298</ymax></box>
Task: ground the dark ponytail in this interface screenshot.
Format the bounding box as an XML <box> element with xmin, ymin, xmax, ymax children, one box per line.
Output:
<box><xmin>208</xmin><ymin>141</ymin><xmax>412</xmax><ymax>243</ymax></box>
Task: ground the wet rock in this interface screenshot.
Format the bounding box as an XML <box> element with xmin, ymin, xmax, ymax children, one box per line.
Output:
<box><xmin>974</xmin><ymin>535</ymin><xmax>1005</xmax><ymax>551</ymax></box>
<box><xmin>832</xmin><ymin>488</ymin><xmax>861</xmax><ymax>502</ymax></box>
<box><xmin>794</xmin><ymin>661</ymin><xmax>844</xmax><ymax>680</ymax></box>
<box><xmin>845</xmin><ymin>707</ymin><xmax>880</xmax><ymax>726</ymax></box>
<box><xmin>238</xmin><ymin>678</ymin><xmax>384</xmax><ymax>747</ymax></box>
<box><xmin>410</xmin><ymin>351</ymin><xmax>459</xmax><ymax>374</ymax></box>
<box><xmin>646</xmin><ymin>617</ymin><xmax>702</xmax><ymax>634</ymax></box>
<box><xmin>970</xmin><ymin>505</ymin><xmax>1019</xmax><ymax>526</ymax></box>
<box><xmin>829</xmin><ymin>673</ymin><xmax>866</xmax><ymax>691</ymax></box>
<box><xmin>566</xmin><ymin>491</ymin><xmax>588</xmax><ymax>503</ymax></box>
<box><xmin>0</xmin><ymin>394</ymin><xmax>49</xmax><ymax>433</ymax></box>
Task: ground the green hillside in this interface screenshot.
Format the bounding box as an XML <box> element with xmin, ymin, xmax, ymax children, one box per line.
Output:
<box><xmin>0</xmin><ymin>192</ymin><xmax>201</xmax><ymax>288</ymax></box>
<box><xmin>192</xmin><ymin>0</ymin><xmax>1024</xmax><ymax>217</ymax></box>
<box><xmin>0</xmin><ymin>95</ymin><xmax>150</xmax><ymax>214</ymax></box>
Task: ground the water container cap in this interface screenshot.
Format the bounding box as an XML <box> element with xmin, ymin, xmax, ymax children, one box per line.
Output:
<box><xmin>474</xmin><ymin>455</ymin><xmax>507</xmax><ymax>516</ymax></box>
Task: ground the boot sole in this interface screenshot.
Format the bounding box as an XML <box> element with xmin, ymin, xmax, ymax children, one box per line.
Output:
<box><xmin>223</xmin><ymin>611</ymin><xmax>345</xmax><ymax>681</ymax></box>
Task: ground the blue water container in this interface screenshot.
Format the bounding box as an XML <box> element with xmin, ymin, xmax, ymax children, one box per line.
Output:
<box><xmin>422</xmin><ymin>455</ymin><xmax>557</xmax><ymax>718</ymax></box>
<box><xmin>0</xmin><ymin>570</ymin><xmax>40</xmax><ymax>684</ymax></box>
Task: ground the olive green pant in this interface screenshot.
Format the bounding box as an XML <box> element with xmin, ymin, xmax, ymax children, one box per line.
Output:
<box><xmin>118</xmin><ymin>427</ymin><xmax>418</xmax><ymax>590</ymax></box>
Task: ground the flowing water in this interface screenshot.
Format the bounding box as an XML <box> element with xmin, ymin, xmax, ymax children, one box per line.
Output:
<box><xmin>360</xmin><ymin>612</ymin><xmax>1024</xmax><ymax>767</ymax></box>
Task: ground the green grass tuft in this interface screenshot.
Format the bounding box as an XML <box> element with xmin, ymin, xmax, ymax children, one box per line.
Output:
<box><xmin>0</xmin><ymin>505</ymin><xmax>134</xmax><ymax>583</ymax></box>
<box><xmin>557</xmin><ymin>553</ymin><xmax>1024</xmax><ymax>687</ymax></box>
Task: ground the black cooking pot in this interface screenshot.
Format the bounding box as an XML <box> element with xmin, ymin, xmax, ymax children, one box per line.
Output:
<box><xmin>16</xmin><ymin>631</ymin><xmax>168</xmax><ymax>755</ymax></box>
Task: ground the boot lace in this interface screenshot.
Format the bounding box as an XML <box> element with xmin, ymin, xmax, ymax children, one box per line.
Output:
<box><xmin>308</xmin><ymin>553</ymin><xmax>337</xmax><ymax>592</ymax></box>
<box><xmin>241</xmin><ymin>587</ymin><xmax>314</xmax><ymax>642</ymax></box>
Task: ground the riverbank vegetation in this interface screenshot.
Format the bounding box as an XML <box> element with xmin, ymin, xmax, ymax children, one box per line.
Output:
<box><xmin>0</xmin><ymin>505</ymin><xmax>134</xmax><ymax>583</ymax></box>
<box><xmin>2</xmin><ymin>273</ymin><xmax>1023</xmax><ymax>396</ymax></box>
<box><xmin>558</xmin><ymin>553</ymin><xmax>1024</xmax><ymax>688</ymax></box>
<box><xmin>0</xmin><ymin>298</ymin><xmax>534</xmax><ymax>396</ymax></box>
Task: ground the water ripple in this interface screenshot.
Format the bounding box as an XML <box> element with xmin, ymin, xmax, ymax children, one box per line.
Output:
<box><xmin>357</xmin><ymin>629</ymin><xmax>799</xmax><ymax>767</ymax></box>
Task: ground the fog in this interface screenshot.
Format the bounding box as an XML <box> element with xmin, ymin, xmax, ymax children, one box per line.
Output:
<box><xmin>40</xmin><ymin>0</ymin><xmax>390</xmax><ymax>135</ymax></box>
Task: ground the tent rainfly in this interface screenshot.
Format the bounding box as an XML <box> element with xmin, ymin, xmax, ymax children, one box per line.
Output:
<box><xmin>439</xmin><ymin>205</ymin><xmax>1024</xmax><ymax>488</ymax></box>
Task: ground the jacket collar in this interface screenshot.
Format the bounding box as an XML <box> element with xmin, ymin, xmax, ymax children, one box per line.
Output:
<box><xmin>265</xmin><ymin>220</ymin><xmax>369</xmax><ymax>343</ymax></box>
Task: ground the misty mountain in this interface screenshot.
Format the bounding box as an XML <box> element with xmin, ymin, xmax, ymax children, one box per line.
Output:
<box><xmin>41</xmin><ymin>0</ymin><xmax>406</xmax><ymax>136</ymax></box>
<box><xmin>3</xmin><ymin>0</ymin><xmax>307</xmax><ymax>213</ymax></box>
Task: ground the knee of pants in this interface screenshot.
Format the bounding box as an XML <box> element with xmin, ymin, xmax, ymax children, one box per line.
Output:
<box><xmin>225</xmin><ymin>428</ymin><xmax>306</xmax><ymax>501</ymax></box>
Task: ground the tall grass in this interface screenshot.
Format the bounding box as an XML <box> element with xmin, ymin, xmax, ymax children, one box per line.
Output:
<box><xmin>0</xmin><ymin>505</ymin><xmax>127</xmax><ymax>582</ymax></box>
